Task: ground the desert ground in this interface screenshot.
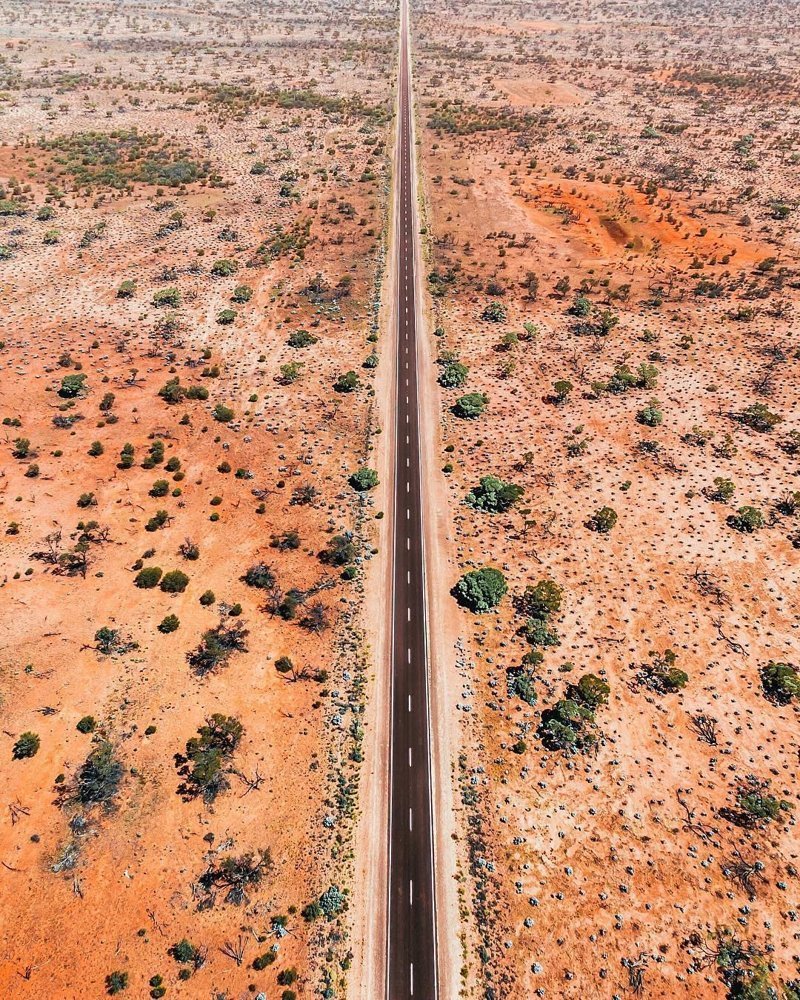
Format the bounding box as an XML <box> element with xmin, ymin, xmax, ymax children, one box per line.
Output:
<box><xmin>0</xmin><ymin>0</ymin><xmax>395</xmax><ymax>996</ymax></box>
<box><xmin>412</xmin><ymin>0</ymin><xmax>800</xmax><ymax>997</ymax></box>
<box><xmin>3</xmin><ymin>0</ymin><xmax>800</xmax><ymax>998</ymax></box>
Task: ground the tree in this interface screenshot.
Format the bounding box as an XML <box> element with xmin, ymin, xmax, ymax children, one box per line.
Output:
<box><xmin>569</xmin><ymin>673</ymin><xmax>610</xmax><ymax>709</ymax></box>
<box><xmin>760</xmin><ymin>661</ymin><xmax>799</xmax><ymax>705</ymax></box>
<box><xmin>321</xmin><ymin>534</ymin><xmax>357</xmax><ymax>566</ymax></box>
<box><xmin>200</xmin><ymin>849</ymin><xmax>272</xmax><ymax>906</ymax></box>
<box><xmin>588</xmin><ymin>506</ymin><xmax>618</xmax><ymax>533</ymax></box>
<box><xmin>464</xmin><ymin>475</ymin><xmax>523</xmax><ymax>513</ymax></box>
<box><xmin>453</xmin><ymin>392</ymin><xmax>487</xmax><ymax>419</ymax></box>
<box><xmin>452</xmin><ymin>568</ymin><xmax>507</xmax><ymax>612</ymax></box>
<box><xmin>518</xmin><ymin>579</ymin><xmax>563</xmax><ymax>620</ymax></box>
<box><xmin>12</xmin><ymin>732</ymin><xmax>40</xmax><ymax>759</ymax></box>
<box><xmin>158</xmin><ymin>377</ymin><xmax>185</xmax><ymax>404</ymax></box>
<box><xmin>349</xmin><ymin>467</ymin><xmax>379</xmax><ymax>491</ymax></box>
<box><xmin>180</xmin><ymin>714</ymin><xmax>243</xmax><ymax>801</ymax></box>
<box><xmin>75</xmin><ymin>740</ymin><xmax>123</xmax><ymax>806</ymax></box>
<box><xmin>188</xmin><ymin>621</ymin><xmax>249</xmax><ymax>676</ymax></box>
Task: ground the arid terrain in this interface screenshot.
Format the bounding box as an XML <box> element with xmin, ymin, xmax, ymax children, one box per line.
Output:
<box><xmin>0</xmin><ymin>0</ymin><xmax>395</xmax><ymax>996</ymax></box>
<box><xmin>3</xmin><ymin>0</ymin><xmax>800</xmax><ymax>998</ymax></box>
<box><xmin>412</xmin><ymin>0</ymin><xmax>800</xmax><ymax>997</ymax></box>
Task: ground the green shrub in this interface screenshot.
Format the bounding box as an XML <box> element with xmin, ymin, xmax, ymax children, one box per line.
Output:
<box><xmin>105</xmin><ymin>971</ymin><xmax>128</xmax><ymax>995</ymax></box>
<box><xmin>158</xmin><ymin>614</ymin><xmax>180</xmax><ymax>634</ymax></box>
<box><xmin>242</xmin><ymin>562</ymin><xmax>275</xmax><ymax>589</ymax></box>
<box><xmin>438</xmin><ymin>360</ymin><xmax>468</xmax><ymax>388</ymax></box>
<box><xmin>349</xmin><ymin>467</ymin><xmax>379</xmax><ymax>491</ymax></box>
<box><xmin>211</xmin><ymin>258</ymin><xmax>238</xmax><ymax>277</ymax></box>
<box><xmin>588</xmin><ymin>506</ymin><xmax>618</xmax><ymax>533</ymax></box>
<box><xmin>464</xmin><ymin>475</ymin><xmax>522</xmax><ymax>513</ymax></box>
<box><xmin>160</xmin><ymin>570</ymin><xmax>189</xmax><ymax>593</ymax></box>
<box><xmin>152</xmin><ymin>287</ymin><xmax>180</xmax><ymax>308</ymax></box>
<box><xmin>12</xmin><ymin>731</ymin><xmax>40</xmax><ymax>759</ymax></box>
<box><xmin>199</xmin><ymin>589</ymin><xmax>216</xmax><ymax>606</ymax></box>
<box><xmin>76</xmin><ymin>740</ymin><xmax>123</xmax><ymax>806</ymax></box>
<box><xmin>77</xmin><ymin>715</ymin><xmax>96</xmax><ymax>734</ymax></box>
<box><xmin>481</xmin><ymin>300</ymin><xmax>506</xmax><ymax>322</ymax></box>
<box><xmin>59</xmin><ymin>373</ymin><xmax>87</xmax><ymax>399</ymax></box>
<box><xmin>334</xmin><ymin>371</ymin><xmax>360</xmax><ymax>393</ymax></box>
<box><xmin>287</xmin><ymin>328</ymin><xmax>318</xmax><ymax>348</ymax></box>
<box><xmin>453</xmin><ymin>392</ymin><xmax>487</xmax><ymax>419</ymax></box>
<box><xmin>736</xmin><ymin>402</ymin><xmax>781</xmax><ymax>432</ymax></box>
<box><xmin>452</xmin><ymin>567</ymin><xmax>507</xmax><ymax>612</ymax></box>
<box><xmin>134</xmin><ymin>566</ymin><xmax>163</xmax><ymax>588</ymax></box>
<box><xmin>149</xmin><ymin>479</ymin><xmax>169</xmax><ymax>498</ymax></box>
<box><xmin>637</xmin><ymin>398</ymin><xmax>663</xmax><ymax>427</ymax></box>
<box><xmin>213</xmin><ymin>403</ymin><xmax>234</xmax><ymax>423</ymax></box>
<box><xmin>727</xmin><ymin>506</ymin><xmax>765</xmax><ymax>533</ymax></box>
<box><xmin>253</xmin><ymin>952</ymin><xmax>277</xmax><ymax>970</ymax></box>
<box><xmin>760</xmin><ymin>661</ymin><xmax>799</xmax><ymax>705</ymax></box>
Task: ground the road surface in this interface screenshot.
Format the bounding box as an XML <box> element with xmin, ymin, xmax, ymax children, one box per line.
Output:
<box><xmin>386</xmin><ymin>0</ymin><xmax>438</xmax><ymax>996</ymax></box>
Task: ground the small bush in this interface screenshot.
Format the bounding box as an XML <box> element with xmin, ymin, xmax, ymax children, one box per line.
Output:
<box><xmin>587</xmin><ymin>506</ymin><xmax>618</xmax><ymax>533</ymax></box>
<box><xmin>453</xmin><ymin>392</ymin><xmax>487</xmax><ymax>419</ymax></box>
<box><xmin>106</xmin><ymin>971</ymin><xmax>128</xmax><ymax>995</ymax></box>
<box><xmin>158</xmin><ymin>614</ymin><xmax>180</xmax><ymax>634</ymax></box>
<box><xmin>349</xmin><ymin>467</ymin><xmax>379</xmax><ymax>491</ymax></box>
<box><xmin>12</xmin><ymin>731</ymin><xmax>40</xmax><ymax>759</ymax></box>
<box><xmin>760</xmin><ymin>661</ymin><xmax>799</xmax><ymax>705</ymax></box>
<box><xmin>160</xmin><ymin>570</ymin><xmax>189</xmax><ymax>593</ymax></box>
<box><xmin>134</xmin><ymin>566</ymin><xmax>162</xmax><ymax>588</ymax></box>
<box><xmin>212</xmin><ymin>403</ymin><xmax>234</xmax><ymax>423</ymax></box>
<box><xmin>727</xmin><ymin>506</ymin><xmax>765</xmax><ymax>533</ymax></box>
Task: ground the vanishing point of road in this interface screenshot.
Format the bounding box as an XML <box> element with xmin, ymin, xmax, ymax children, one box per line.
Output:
<box><xmin>386</xmin><ymin>0</ymin><xmax>438</xmax><ymax>997</ymax></box>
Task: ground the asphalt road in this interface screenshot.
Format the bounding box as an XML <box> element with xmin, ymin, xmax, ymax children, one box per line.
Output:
<box><xmin>386</xmin><ymin>0</ymin><xmax>438</xmax><ymax>997</ymax></box>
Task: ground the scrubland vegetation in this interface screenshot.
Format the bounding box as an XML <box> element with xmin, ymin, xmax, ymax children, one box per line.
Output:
<box><xmin>0</xmin><ymin>0</ymin><xmax>394</xmax><ymax>994</ymax></box>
